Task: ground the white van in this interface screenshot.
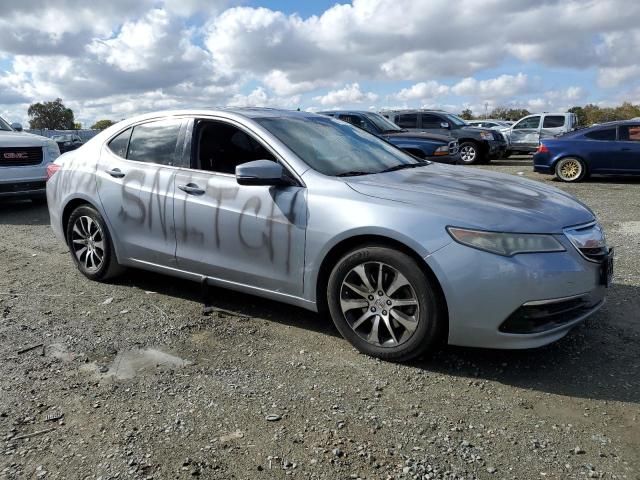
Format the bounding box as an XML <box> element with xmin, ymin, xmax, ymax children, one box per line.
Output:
<box><xmin>507</xmin><ymin>112</ymin><xmax>578</xmax><ymax>155</ymax></box>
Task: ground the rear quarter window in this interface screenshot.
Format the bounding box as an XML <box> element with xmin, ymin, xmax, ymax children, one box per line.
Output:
<box><xmin>584</xmin><ymin>128</ymin><xmax>616</xmax><ymax>141</ymax></box>
<box><xmin>107</xmin><ymin>128</ymin><xmax>132</xmax><ymax>158</ymax></box>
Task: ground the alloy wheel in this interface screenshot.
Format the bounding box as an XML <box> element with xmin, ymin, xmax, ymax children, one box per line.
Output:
<box><xmin>557</xmin><ymin>158</ymin><xmax>583</xmax><ymax>181</ymax></box>
<box><xmin>460</xmin><ymin>145</ymin><xmax>477</xmax><ymax>163</ymax></box>
<box><xmin>339</xmin><ymin>262</ymin><xmax>420</xmax><ymax>347</ymax></box>
<box><xmin>70</xmin><ymin>215</ymin><xmax>105</xmax><ymax>273</ymax></box>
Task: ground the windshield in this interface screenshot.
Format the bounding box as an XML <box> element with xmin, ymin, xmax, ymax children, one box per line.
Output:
<box><xmin>364</xmin><ymin>112</ymin><xmax>402</xmax><ymax>132</ymax></box>
<box><xmin>256</xmin><ymin>116</ymin><xmax>419</xmax><ymax>176</ymax></box>
<box><xmin>443</xmin><ymin>114</ymin><xmax>468</xmax><ymax>127</ymax></box>
<box><xmin>0</xmin><ymin>116</ymin><xmax>12</xmax><ymax>131</ymax></box>
<box><xmin>53</xmin><ymin>134</ymin><xmax>72</xmax><ymax>141</ymax></box>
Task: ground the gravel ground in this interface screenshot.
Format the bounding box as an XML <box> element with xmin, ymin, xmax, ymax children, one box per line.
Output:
<box><xmin>0</xmin><ymin>156</ymin><xmax>638</xmax><ymax>479</ymax></box>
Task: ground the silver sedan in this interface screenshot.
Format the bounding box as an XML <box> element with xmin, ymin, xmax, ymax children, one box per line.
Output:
<box><xmin>46</xmin><ymin>109</ymin><xmax>612</xmax><ymax>361</ymax></box>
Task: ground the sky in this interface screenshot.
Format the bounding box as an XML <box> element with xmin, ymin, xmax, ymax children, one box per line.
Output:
<box><xmin>1</xmin><ymin>0</ymin><xmax>640</xmax><ymax>127</ymax></box>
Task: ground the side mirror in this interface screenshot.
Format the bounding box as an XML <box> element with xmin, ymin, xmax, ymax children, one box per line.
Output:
<box><xmin>440</xmin><ymin>122</ymin><xmax>450</xmax><ymax>129</ymax></box>
<box><xmin>236</xmin><ymin>160</ymin><xmax>289</xmax><ymax>186</ymax></box>
<box><xmin>10</xmin><ymin>122</ymin><xmax>23</xmax><ymax>132</ymax></box>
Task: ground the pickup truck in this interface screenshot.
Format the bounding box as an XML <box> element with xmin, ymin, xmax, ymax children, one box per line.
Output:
<box><xmin>507</xmin><ymin>112</ymin><xmax>578</xmax><ymax>155</ymax></box>
<box><xmin>0</xmin><ymin>116</ymin><xmax>60</xmax><ymax>202</ymax></box>
<box><xmin>319</xmin><ymin>110</ymin><xmax>459</xmax><ymax>163</ymax></box>
<box><xmin>381</xmin><ymin>109</ymin><xmax>507</xmax><ymax>164</ymax></box>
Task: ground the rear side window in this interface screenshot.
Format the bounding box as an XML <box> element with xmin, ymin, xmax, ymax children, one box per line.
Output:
<box><xmin>127</xmin><ymin>119</ymin><xmax>182</xmax><ymax>165</ymax></box>
<box><xmin>619</xmin><ymin>125</ymin><xmax>640</xmax><ymax>142</ymax></box>
<box><xmin>585</xmin><ymin>128</ymin><xmax>616</xmax><ymax>141</ymax></box>
<box><xmin>396</xmin><ymin>114</ymin><xmax>418</xmax><ymax>128</ymax></box>
<box><xmin>543</xmin><ymin>116</ymin><xmax>565</xmax><ymax>128</ymax></box>
<box><xmin>107</xmin><ymin>128</ymin><xmax>132</xmax><ymax>158</ymax></box>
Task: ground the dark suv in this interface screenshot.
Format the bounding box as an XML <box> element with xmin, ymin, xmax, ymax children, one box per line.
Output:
<box><xmin>319</xmin><ymin>110</ymin><xmax>459</xmax><ymax>163</ymax></box>
<box><xmin>382</xmin><ymin>110</ymin><xmax>507</xmax><ymax>164</ymax></box>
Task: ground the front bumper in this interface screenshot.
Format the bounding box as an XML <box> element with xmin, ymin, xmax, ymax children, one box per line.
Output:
<box><xmin>486</xmin><ymin>139</ymin><xmax>507</xmax><ymax>156</ymax></box>
<box><xmin>425</xmin><ymin>236</ymin><xmax>607</xmax><ymax>349</ymax></box>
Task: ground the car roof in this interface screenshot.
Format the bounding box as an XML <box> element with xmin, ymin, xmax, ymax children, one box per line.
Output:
<box><xmin>318</xmin><ymin>110</ymin><xmax>379</xmax><ymax>116</ymax></box>
<box><xmin>116</xmin><ymin>107</ymin><xmax>323</xmax><ymax>125</ymax></box>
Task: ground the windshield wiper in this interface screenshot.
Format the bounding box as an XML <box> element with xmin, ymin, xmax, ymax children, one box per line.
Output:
<box><xmin>335</xmin><ymin>170</ymin><xmax>373</xmax><ymax>177</ymax></box>
<box><xmin>378</xmin><ymin>161</ymin><xmax>430</xmax><ymax>174</ymax></box>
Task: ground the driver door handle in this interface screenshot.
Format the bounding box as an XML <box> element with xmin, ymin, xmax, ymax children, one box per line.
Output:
<box><xmin>178</xmin><ymin>183</ymin><xmax>206</xmax><ymax>195</ymax></box>
<box><xmin>106</xmin><ymin>168</ymin><xmax>125</xmax><ymax>178</ymax></box>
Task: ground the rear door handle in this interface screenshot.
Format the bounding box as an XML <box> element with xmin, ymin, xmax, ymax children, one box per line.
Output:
<box><xmin>106</xmin><ymin>168</ymin><xmax>125</xmax><ymax>178</ymax></box>
<box><xmin>178</xmin><ymin>183</ymin><xmax>206</xmax><ymax>195</ymax></box>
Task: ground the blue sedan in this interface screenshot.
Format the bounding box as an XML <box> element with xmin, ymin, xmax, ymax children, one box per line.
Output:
<box><xmin>533</xmin><ymin>120</ymin><xmax>640</xmax><ymax>182</ymax></box>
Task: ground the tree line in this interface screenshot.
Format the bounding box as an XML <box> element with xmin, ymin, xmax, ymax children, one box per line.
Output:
<box><xmin>460</xmin><ymin>102</ymin><xmax>640</xmax><ymax>125</ymax></box>
<box><xmin>26</xmin><ymin>98</ymin><xmax>115</xmax><ymax>131</ymax></box>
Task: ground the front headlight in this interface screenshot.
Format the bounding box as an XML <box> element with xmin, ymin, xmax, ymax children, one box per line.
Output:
<box><xmin>480</xmin><ymin>132</ymin><xmax>493</xmax><ymax>140</ymax></box>
<box><xmin>434</xmin><ymin>145</ymin><xmax>449</xmax><ymax>156</ymax></box>
<box><xmin>447</xmin><ymin>227</ymin><xmax>566</xmax><ymax>256</ymax></box>
<box><xmin>46</xmin><ymin>141</ymin><xmax>60</xmax><ymax>161</ymax></box>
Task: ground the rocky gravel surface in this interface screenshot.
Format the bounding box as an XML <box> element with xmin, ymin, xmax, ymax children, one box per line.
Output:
<box><xmin>0</xmin><ymin>157</ymin><xmax>638</xmax><ymax>479</ymax></box>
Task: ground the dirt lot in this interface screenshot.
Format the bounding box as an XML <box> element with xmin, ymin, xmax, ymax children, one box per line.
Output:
<box><xmin>1</xmin><ymin>156</ymin><xmax>638</xmax><ymax>479</ymax></box>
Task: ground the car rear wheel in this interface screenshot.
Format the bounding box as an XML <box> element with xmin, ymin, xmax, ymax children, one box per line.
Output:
<box><xmin>66</xmin><ymin>205</ymin><xmax>123</xmax><ymax>281</ymax></box>
<box><xmin>327</xmin><ymin>245</ymin><xmax>444</xmax><ymax>361</ymax></box>
<box><xmin>555</xmin><ymin>157</ymin><xmax>586</xmax><ymax>182</ymax></box>
<box><xmin>458</xmin><ymin>142</ymin><xmax>482</xmax><ymax>164</ymax></box>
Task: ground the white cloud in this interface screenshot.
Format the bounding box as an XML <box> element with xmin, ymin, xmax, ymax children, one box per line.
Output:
<box><xmin>313</xmin><ymin>83</ymin><xmax>378</xmax><ymax>106</ymax></box>
<box><xmin>451</xmin><ymin>74</ymin><xmax>530</xmax><ymax>98</ymax></box>
<box><xmin>394</xmin><ymin>82</ymin><xmax>449</xmax><ymax>101</ymax></box>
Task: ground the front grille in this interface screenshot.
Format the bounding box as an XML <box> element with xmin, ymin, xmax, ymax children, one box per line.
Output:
<box><xmin>0</xmin><ymin>147</ymin><xmax>44</xmax><ymax>166</ymax></box>
<box><xmin>492</xmin><ymin>131</ymin><xmax>505</xmax><ymax>142</ymax></box>
<box><xmin>448</xmin><ymin>141</ymin><xmax>459</xmax><ymax>155</ymax></box>
<box><xmin>500</xmin><ymin>295</ymin><xmax>601</xmax><ymax>334</ymax></box>
<box><xmin>0</xmin><ymin>181</ymin><xmax>46</xmax><ymax>194</ymax></box>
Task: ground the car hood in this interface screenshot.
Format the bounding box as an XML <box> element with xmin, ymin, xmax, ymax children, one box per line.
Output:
<box><xmin>346</xmin><ymin>164</ymin><xmax>595</xmax><ymax>233</ymax></box>
<box><xmin>383</xmin><ymin>131</ymin><xmax>452</xmax><ymax>143</ymax></box>
<box><xmin>0</xmin><ymin>130</ymin><xmax>49</xmax><ymax>147</ymax></box>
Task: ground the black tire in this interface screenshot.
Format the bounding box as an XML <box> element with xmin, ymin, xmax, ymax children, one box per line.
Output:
<box><xmin>66</xmin><ymin>205</ymin><xmax>124</xmax><ymax>281</ymax></box>
<box><xmin>30</xmin><ymin>194</ymin><xmax>47</xmax><ymax>205</ymax></box>
<box><xmin>458</xmin><ymin>141</ymin><xmax>484</xmax><ymax>164</ymax></box>
<box><xmin>327</xmin><ymin>245</ymin><xmax>445</xmax><ymax>361</ymax></box>
<box><xmin>555</xmin><ymin>157</ymin><xmax>586</xmax><ymax>183</ymax></box>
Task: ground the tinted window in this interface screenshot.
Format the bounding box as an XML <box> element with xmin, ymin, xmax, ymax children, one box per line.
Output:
<box><xmin>619</xmin><ymin>125</ymin><xmax>640</xmax><ymax>142</ymax></box>
<box><xmin>514</xmin><ymin>116</ymin><xmax>540</xmax><ymax>129</ymax></box>
<box><xmin>585</xmin><ymin>128</ymin><xmax>616</xmax><ymax>141</ymax></box>
<box><xmin>396</xmin><ymin>114</ymin><xmax>418</xmax><ymax>128</ymax></box>
<box><xmin>543</xmin><ymin>116</ymin><xmax>565</xmax><ymax>128</ymax></box>
<box><xmin>107</xmin><ymin>128</ymin><xmax>132</xmax><ymax>158</ymax></box>
<box><xmin>421</xmin><ymin>114</ymin><xmax>443</xmax><ymax>128</ymax></box>
<box><xmin>127</xmin><ymin>119</ymin><xmax>182</xmax><ymax>165</ymax></box>
<box><xmin>195</xmin><ymin>121</ymin><xmax>276</xmax><ymax>174</ymax></box>
<box><xmin>338</xmin><ymin>114</ymin><xmax>367</xmax><ymax>130</ymax></box>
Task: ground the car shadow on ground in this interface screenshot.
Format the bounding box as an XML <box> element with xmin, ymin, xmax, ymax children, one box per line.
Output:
<box><xmin>116</xmin><ymin>269</ymin><xmax>639</xmax><ymax>405</ymax></box>
<box><xmin>0</xmin><ymin>199</ymin><xmax>50</xmax><ymax>226</ymax></box>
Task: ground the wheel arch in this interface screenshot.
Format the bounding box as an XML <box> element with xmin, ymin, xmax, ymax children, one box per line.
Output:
<box><xmin>314</xmin><ymin>234</ymin><xmax>449</xmax><ymax>341</ymax></box>
<box><xmin>458</xmin><ymin>137</ymin><xmax>487</xmax><ymax>154</ymax></box>
<box><xmin>552</xmin><ymin>154</ymin><xmax>588</xmax><ymax>172</ymax></box>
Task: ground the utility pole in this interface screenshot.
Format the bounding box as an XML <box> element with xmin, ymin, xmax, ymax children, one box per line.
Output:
<box><xmin>484</xmin><ymin>102</ymin><xmax>489</xmax><ymax>119</ymax></box>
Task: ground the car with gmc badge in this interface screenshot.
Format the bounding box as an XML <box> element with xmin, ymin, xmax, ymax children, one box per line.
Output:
<box><xmin>0</xmin><ymin>115</ymin><xmax>60</xmax><ymax>202</ymax></box>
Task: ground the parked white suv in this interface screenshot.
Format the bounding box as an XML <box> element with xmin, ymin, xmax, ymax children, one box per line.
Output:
<box><xmin>507</xmin><ymin>112</ymin><xmax>578</xmax><ymax>155</ymax></box>
<box><xmin>0</xmin><ymin>116</ymin><xmax>60</xmax><ymax>202</ymax></box>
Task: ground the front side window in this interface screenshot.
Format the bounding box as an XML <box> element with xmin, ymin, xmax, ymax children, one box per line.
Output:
<box><xmin>619</xmin><ymin>125</ymin><xmax>640</xmax><ymax>142</ymax></box>
<box><xmin>584</xmin><ymin>128</ymin><xmax>616</xmax><ymax>141</ymax></box>
<box><xmin>396</xmin><ymin>114</ymin><xmax>418</xmax><ymax>128</ymax></box>
<box><xmin>514</xmin><ymin>116</ymin><xmax>541</xmax><ymax>129</ymax></box>
<box><xmin>256</xmin><ymin>116</ymin><xmax>419</xmax><ymax>176</ymax></box>
<box><xmin>194</xmin><ymin>120</ymin><xmax>276</xmax><ymax>174</ymax></box>
<box><xmin>543</xmin><ymin>116</ymin><xmax>565</xmax><ymax>128</ymax></box>
<box><xmin>421</xmin><ymin>114</ymin><xmax>443</xmax><ymax>128</ymax></box>
<box><xmin>127</xmin><ymin>119</ymin><xmax>182</xmax><ymax>165</ymax></box>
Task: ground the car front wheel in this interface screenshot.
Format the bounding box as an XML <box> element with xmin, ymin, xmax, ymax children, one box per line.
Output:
<box><xmin>66</xmin><ymin>205</ymin><xmax>123</xmax><ymax>281</ymax></box>
<box><xmin>327</xmin><ymin>245</ymin><xmax>444</xmax><ymax>361</ymax></box>
<box><xmin>458</xmin><ymin>142</ymin><xmax>483</xmax><ymax>164</ymax></box>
